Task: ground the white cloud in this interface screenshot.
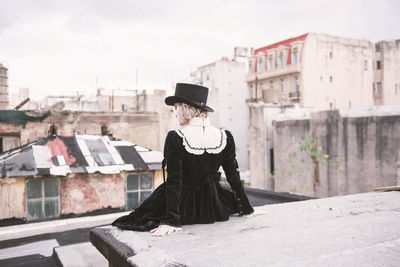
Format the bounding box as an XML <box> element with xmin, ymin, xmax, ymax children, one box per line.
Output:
<box><xmin>0</xmin><ymin>0</ymin><xmax>399</xmax><ymax>100</ymax></box>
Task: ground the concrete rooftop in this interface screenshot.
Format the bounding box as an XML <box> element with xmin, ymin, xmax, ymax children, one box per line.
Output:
<box><xmin>92</xmin><ymin>191</ymin><xmax>400</xmax><ymax>266</ymax></box>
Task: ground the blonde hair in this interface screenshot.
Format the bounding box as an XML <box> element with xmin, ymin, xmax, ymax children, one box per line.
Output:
<box><xmin>176</xmin><ymin>103</ymin><xmax>208</xmax><ymax>124</ymax></box>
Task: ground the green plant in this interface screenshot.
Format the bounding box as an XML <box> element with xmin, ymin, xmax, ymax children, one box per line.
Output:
<box><xmin>267</xmin><ymin>137</ymin><xmax>344</xmax><ymax>185</ymax></box>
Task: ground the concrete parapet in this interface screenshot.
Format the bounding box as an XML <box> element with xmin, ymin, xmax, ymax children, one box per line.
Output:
<box><xmin>90</xmin><ymin>191</ymin><xmax>400</xmax><ymax>266</ymax></box>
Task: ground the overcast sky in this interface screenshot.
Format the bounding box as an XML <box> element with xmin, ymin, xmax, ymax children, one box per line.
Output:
<box><xmin>0</xmin><ymin>0</ymin><xmax>399</xmax><ymax>100</ymax></box>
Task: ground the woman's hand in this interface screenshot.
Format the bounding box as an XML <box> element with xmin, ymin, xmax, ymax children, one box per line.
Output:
<box><xmin>245</xmin><ymin>207</ymin><xmax>267</xmax><ymax>218</ymax></box>
<box><xmin>150</xmin><ymin>224</ymin><xmax>182</xmax><ymax>237</ymax></box>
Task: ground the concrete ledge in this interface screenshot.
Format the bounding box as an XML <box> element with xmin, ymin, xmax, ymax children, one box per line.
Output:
<box><xmin>53</xmin><ymin>242</ymin><xmax>107</xmax><ymax>267</ymax></box>
<box><xmin>243</xmin><ymin>185</ymin><xmax>314</xmax><ymax>202</ymax></box>
<box><xmin>90</xmin><ymin>228</ymin><xmax>135</xmax><ymax>267</ymax></box>
<box><xmin>90</xmin><ymin>191</ymin><xmax>400</xmax><ymax>266</ymax></box>
<box><xmin>0</xmin><ymin>211</ymin><xmax>129</xmax><ymax>241</ymax></box>
<box><xmin>90</xmin><ymin>226</ymin><xmax>186</xmax><ymax>267</ymax></box>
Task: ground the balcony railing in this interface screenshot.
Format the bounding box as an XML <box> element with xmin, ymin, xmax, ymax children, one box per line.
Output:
<box><xmin>245</xmin><ymin>63</ymin><xmax>301</xmax><ymax>82</ymax></box>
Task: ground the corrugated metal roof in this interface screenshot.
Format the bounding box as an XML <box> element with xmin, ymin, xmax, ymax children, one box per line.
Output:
<box><xmin>0</xmin><ymin>135</ymin><xmax>163</xmax><ymax>178</ymax></box>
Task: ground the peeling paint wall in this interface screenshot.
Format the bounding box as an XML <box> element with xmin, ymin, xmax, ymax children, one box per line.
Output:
<box><xmin>60</xmin><ymin>173</ymin><xmax>125</xmax><ymax>214</ymax></box>
<box><xmin>0</xmin><ymin>177</ymin><xmax>25</xmax><ymax>219</ymax></box>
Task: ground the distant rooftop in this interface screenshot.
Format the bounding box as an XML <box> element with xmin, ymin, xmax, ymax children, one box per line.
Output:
<box><xmin>254</xmin><ymin>33</ymin><xmax>308</xmax><ymax>55</ymax></box>
<box><xmin>0</xmin><ymin>134</ymin><xmax>163</xmax><ymax>178</ymax></box>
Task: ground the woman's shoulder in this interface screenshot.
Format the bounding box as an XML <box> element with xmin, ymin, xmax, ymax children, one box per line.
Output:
<box><xmin>165</xmin><ymin>130</ymin><xmax>182</xmax><ymax>145</ymax></box>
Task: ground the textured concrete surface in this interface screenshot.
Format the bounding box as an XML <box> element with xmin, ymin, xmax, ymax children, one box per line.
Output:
<box><xmin>0</xmin><ymin>211</ymin><xmax>129</xmax><ymax>241</ymax></box>
<box><xmin>53</xmin><ymin>242</ymin><xmax>107</xmax><ymax>267</ymax></box>
<box><xmin>0</xmin><ymin>239</ymin><xmax>59</xmax><ymax>260</ymax></box>
<box><xmin>92</xmin><ymin>191</ymin><xmax>400</xmax><ymax>266</ymax></box>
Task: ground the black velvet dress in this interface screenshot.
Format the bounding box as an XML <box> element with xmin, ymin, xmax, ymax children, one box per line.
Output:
<box><xmin>112</xmin><ymin>128</ymin><xmax>254</xmax><ymax>231</ymax></box>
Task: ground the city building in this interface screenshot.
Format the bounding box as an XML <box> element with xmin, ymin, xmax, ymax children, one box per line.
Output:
<box><xmin>245</xmin><ymin>33</ymin><xmax>393</xmax><ymax>110</ymax></box>
<box><xmin>373</xmin><ymin>40</ymin><xmax>400</xmax><ymax>105</ymax></box>
<box><xmin>190</xmin><ymin>48</ymin><xmax>249</xmax><ymax>171</ymax></box>
<box><xmin>0</xmin><ymin>133</ymin><xmax>163</xmax><ymax>222</ymax></box>
<box><xmin>0</xmin><ymin>63</ymin><xmax>8</xmax><ymax>109</ymax></box>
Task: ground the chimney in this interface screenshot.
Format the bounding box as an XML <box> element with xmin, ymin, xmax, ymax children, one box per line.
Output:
<box><xmin>49</xmin><ymin>124</ymin><xmax>57</xmax><ymax>135</ymax></box>
<box><xmin>101</xmin><ymin>125</ymin><xmax>112</xmax><ymax>137</ymax></box>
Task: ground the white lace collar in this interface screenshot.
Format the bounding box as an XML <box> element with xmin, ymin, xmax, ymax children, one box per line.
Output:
<box><xmin>175</xmin><ymin>117</ymin><xmax>227</xmax><ymax>155</ymax></box>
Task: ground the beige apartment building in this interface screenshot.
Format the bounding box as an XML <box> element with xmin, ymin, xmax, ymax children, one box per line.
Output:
<box><xmin>246</xmin><ymin>33</ymin><xmax>400</xmax><ymax>110</ymax></box>
<box><xmin>374</xmin><ymin>40</ymin><xmax>400</xmax><ymax>105</ymax></box>
<box><xmin>190</xmin><ymin>50</ymin><xmax>249</xmax><ymax>171</ymax></box>
<box><xmin>0</xmin><ymin>63</ymin><xmax>8</xmax><ymax>109</ymax></box>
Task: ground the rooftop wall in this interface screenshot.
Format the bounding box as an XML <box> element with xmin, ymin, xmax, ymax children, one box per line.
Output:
<box><xmin>272</xmin><ymin>110</ymin><xmax>400</xmax><ymax>197</ymax></box>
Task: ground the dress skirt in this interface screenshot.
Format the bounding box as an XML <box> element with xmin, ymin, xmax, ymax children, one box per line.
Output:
<box><xmin>112</xmin><ymin>179</ymin><xmax>239</xmax><ymax>231</ymax></box>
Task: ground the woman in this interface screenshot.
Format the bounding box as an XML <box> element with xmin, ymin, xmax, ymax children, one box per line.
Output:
<box><xmin>112</xmin><ymin>83</ymin><xmax>254</xmax><ymax>236</ymax></box>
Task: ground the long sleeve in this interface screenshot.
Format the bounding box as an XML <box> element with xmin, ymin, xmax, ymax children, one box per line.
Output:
<box><xmin>160</xmin><ymin>131</ymin><xmax>182</xmax><ymax>227</ymax></box>
<box><xmin>222</xmin><ymin>130</ymin><xmax>254</xmax><ymax>215</ymax></box>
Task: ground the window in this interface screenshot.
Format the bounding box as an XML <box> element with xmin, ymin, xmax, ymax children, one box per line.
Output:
<box><xmin>26</xmin><ymin>178</ymin><xmax>60</xmax><ymax>220</ymax></box>
<box><xmin>260</xmin><ymin>82</ymin><xmax>264</xmax><ymax>90</ymax></box>
<box><xmin>267</xmin><ymin>56</ymin><xmax>274</xmax><ymax>70</ymax></box>
<box><xmin>329</xmin><ymin>51</ymin><xmax>333</xmax><ymax>58</ymax></box>
<box><xmin>292</xmin><ymin>48</ymin><xmax>298</xmax><ymax>64</ymax></box>
<box><xmin>364</xmin><ymin>60</ymin><xmax>368</xmax><ymax>70</ymax></box>
<box><xmin>330</xmin><ymin>76</ymin><xmax>333</xmax><ymax>82</ymax></box>
<box><xmin>280</xmin><ymin>78</ymin><xmax>285</xmax><ymax>93</ymax></box>
<box><xmin>375</xmin><ymin>43</ymin><xmax>381</xmax><ymax>52</ymax></box>
<box><xmin>376</xmin><ymin>82</ymin><xmax>382</xmax><ymax>94</ymax></box>
<box><xmin>270</xmin><ymin>80</ymin><xmax>274</xmax><ymax>89</ymax></box>
<box><xmin>278</xmin><ymin>52</ymin><xmax>284</xmax><ymax>68</ymax></box>
<box><xmin>257</xmin><ymin>58</ymin><xmax>265</xmax><ymax>72</ymax></box>
<box><xmin>126</xmin><ymin>172</ymin><xmax>153</xmax><ymax>210</ymax></box>
<box><xmin>249</xmin><ymin>85</ymin><xmax>254</xmax><ymax>99</ymax></box>
<box><xmin>248</xmin><ymin>63</ymin><xmax>253</xmax><ymax>74</ymax></box>
<box><xmin>295</xmin><ymin>76</ymin><xmax>299</xmax><ymax>92</ymax></box>
<box><xmin>377</xmin><ymin>61</ymin><xmax>381</xmax><ymax>70</ymax></box>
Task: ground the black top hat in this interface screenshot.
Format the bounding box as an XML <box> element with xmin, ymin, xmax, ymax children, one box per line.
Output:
<box><xmin>165</xmin><ymin>83</ymin><xmax>214</xmax><ymax>112</ymax></box>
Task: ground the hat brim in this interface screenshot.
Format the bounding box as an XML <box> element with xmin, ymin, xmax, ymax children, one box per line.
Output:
<box><xmin>165</xmin><ymin>96</ymin><xmax>214</xmax><ymax>112</ymax></box>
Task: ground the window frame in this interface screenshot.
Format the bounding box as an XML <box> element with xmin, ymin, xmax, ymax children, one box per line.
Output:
<box><xmin>292</xmin><ymin>48</ymin><xmax>298</xmax><ymax>64</ymax></box>
<box><xmin>278</xmin><ymin>52</ymin><xmax>284</xmax><ymax>68</ymax></box>
<box><xmin>267</xmin><ymin>55</ymin><xmax>274</xmax><ymax>70</ymax></box>
<box><xmin>125</xmin><ymin>172</ymin><xmax>154</xmax><ymax>210</ymax></box>
<box><xmin>257</xmin><ymin>57</ymin><xmax>265</xmax><ymax>72</ymax></box>
<box><xmin>280</xmin><ymin>78</ymin><xmax>285</xmax><ymax>93</ymax></box>
<box><xmin>376</xmin><ymin>61</ymin><xmax>381</xmax><ymax>70</ymax></box>
<box><xmin>25</xmin><ymin>178</ymin><xmax>60</xmax><ymax>221</ymax></box>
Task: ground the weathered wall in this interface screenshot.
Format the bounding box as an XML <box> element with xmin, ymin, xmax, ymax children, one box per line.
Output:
<box><xmin>302</xmin><ymin>33</ymin><xmax>374</xmax><ymax>110</ymax></box>
<box><xmin>0</xmin><ymin>111</ymin><xmax>161</xmax><ymax>151</ymax></box>
<box><xmin>0</xmin><ymin>177</ymin><xmax>25</xmax><ymax>219</ymax></box>
<box><xmin>382</xmin><ymin>40</ymin><xmax>400</xmax><ymax>105</ymax></box>
<box><xmin>60</xmin><ymin>173</ymin><xmax>126</xmax><ymax>214</ymax></box>
<box><xmin>247</xmin><ymin>105</ymin><xmax>267</xmax><ymax>188</ymax></box>
<box><xmin>0</xmin><ymin>171</ymin><xmax>163</xmax><ymax>220</ymax></box>
<box><xmin>272</xmin><ymin>111</ymin><xmax>400</xmax><ymax>197</ymax></box>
